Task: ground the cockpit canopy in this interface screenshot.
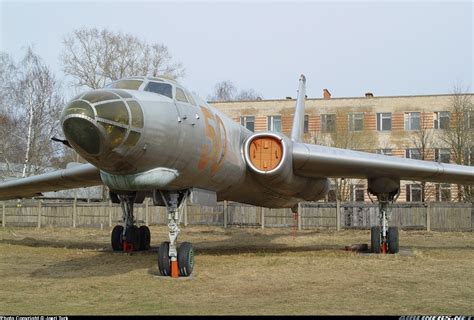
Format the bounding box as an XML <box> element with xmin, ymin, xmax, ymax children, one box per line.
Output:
<box><xmin>105</xmin><ymin>76</ymin><xmax>204</xmax><ymax>106</ymax></box>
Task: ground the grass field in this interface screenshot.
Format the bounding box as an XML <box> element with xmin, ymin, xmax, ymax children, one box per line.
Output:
<box><xmin>0</xmin><ymin>226</ymin><xmax>473</xmax><ymax>315</ymax></box>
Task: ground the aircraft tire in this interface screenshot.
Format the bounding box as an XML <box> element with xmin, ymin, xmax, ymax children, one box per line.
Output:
<box><xmin>178</xmin><ymin>242</ymin><xmax>194</xmax><ymax>277</ymax></box>
<box><xmin>370</xmin><ymin>226</ymin><xmax>381</xmax><ymax>253</ymax></box>
<box><xmin>111</xmin><ymin>225</ymin><xmax>124</xmax><ymax>251</ymax></box>
<box><xmin>158</xmin><ymin>241</ymin><xmax>171</xmax><ymax>276</ymax></box>
<box><xmin>139</xmin><ymin>225</ymin><xmax>151</xmax><ymax>250</ymax></box>
<box><xmin>387</xmin><ymin>226</ymin><xmax>399</xmax><ymax>254</ymax></box>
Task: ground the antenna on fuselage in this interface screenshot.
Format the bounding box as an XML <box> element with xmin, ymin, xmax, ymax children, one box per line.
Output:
<box><xmin>290</xmin><ymin>74</ymin><xmax>306</xmax><ymax>142</ymax></box>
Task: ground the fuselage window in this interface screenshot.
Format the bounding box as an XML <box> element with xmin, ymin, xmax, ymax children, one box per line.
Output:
<box><xmin>176</xmin><ymin>87</ymin><xmax>189</xmax><ymax>103</ymax></box>
<box><xmin>107</xmin><ymin>80</ymin><xmax>143</xmax><ymax>90</ymax></box>
<box><xmin>144</xmin><ymin>82</ymin><xmax>173</xmax><ymax>99</ymax></box>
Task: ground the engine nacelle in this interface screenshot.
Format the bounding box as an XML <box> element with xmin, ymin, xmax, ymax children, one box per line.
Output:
<box><xmin>243</xmin><ymin>132</ymin><xmax>329</xmax><ymax>201</ymax></box>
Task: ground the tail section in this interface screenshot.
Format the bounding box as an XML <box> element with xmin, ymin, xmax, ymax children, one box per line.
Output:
<box><xmin>290</xmin><ymin>74</ymin><xmax>306</xmax><ymax>142</ymax></box>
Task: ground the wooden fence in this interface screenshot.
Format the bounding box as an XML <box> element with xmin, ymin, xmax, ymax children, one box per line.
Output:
<box><xmin>0</xmin><ymin>200</ymin><xmax>472</xmax><ymax>232</ymax></box>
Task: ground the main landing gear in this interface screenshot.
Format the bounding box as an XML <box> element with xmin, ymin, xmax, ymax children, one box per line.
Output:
<box><xmin>368</xmin><ymin>178</ymin><xmax>400</xmax><ymax>254</ymax></box>
<box><xmin>156</xmin><ymin>191</ymin><xmax>194</xmax><ymax>278</ymax></box>
<box><xmin>111</xmin><ymin>192</ymin><xmax>151</xmax><ymax>252</ymax></box>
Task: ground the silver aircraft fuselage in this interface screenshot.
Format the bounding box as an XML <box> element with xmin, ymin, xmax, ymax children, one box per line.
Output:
<box><xmin>60</xmin><ymin>77</ymin><xmax>329</xmax><ymax>208</ymax></box>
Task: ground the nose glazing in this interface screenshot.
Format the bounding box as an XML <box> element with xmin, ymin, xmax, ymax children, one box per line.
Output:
<box><xmin>61</xmin><ymin>89</ymin><xmax>144</xmax><ymax>157</ymax></box>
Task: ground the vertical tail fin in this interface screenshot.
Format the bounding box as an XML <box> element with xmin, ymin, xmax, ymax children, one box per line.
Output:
<box><xmin>290</xmin><ymin>74</ymin><xmax>307</xmax><ymax>142</ymax></box>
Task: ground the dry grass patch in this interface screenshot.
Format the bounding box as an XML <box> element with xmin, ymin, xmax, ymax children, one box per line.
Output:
<box><xmin>0</xmin><ymin>226</ymin><xmax>473</xmax><ymax>315</ymax></box>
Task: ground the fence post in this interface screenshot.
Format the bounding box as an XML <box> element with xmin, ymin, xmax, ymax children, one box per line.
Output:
<box><xmin>2</xmin><ymin>202</ymin><xmax>5</xmax><ymax>227</ymax></box>
<box><xmin>336</xmin><ymin>200</ymin><xmax>341</xmax><ymax>231</ymax></box>
<box><xmin>146</xmin><ymin>198</ymin><xmax>150</xmax><ymax>226</ymax></box>
<box><xmin>223</xmin><ymin>200</ymin><xmax>228</xmax><ymax>228</ymax></box>
<box><xmin>260</xmin><ymin>207</ymin><xmax>265</xmax><ymax>229</ymax></box>
<box><xmin>297</xmin><ymin>203</ymin><xmax>302</xmax><ymax>231</ymax></box>
<box><xmin>108</xmin><ymin>200</ymin><xmax>112</xmax><ymax>228</ymax></box>
<box><xmin>426</xmin><ymin>201</ymin><xmax>431</xmax><ymax>232</ymax></box>
<box><xmin>37</xmin><ymin>200</ymin><xmax>42</xmax><ymax>229</ymax></box>
<box><xmin>72</xmin><ymin>198</ymin><xmax>77</xmax><ymax>228</ymax></box>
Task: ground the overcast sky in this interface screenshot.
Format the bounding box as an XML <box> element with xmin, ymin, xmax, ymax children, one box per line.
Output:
<box><xmin>1</xmin><ymin>0</ymin><xmax>472</xmax><ymax>100</ymax></box>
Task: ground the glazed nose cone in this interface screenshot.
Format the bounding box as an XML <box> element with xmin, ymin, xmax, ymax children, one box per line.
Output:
<box><xmin>61</xmin><ymin>89</ymin><xmax>144</xmax><ymax>158</ymax></box>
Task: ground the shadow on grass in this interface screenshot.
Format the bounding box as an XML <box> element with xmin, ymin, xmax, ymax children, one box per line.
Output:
<box><xmin>0</xmin><ymin>237</ymin><xmax>107</xmax><ymax>250</ymax></box>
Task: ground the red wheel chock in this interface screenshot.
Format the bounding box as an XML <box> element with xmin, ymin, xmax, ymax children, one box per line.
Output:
<box><xmin>171</xmin><ymin>259</ymin><xmax>179</xmax><ymax>278</ymax></box>
<box><xmin>123</xmin><ymin>241</ymin><xmax>134</xmax><ymax>252</ymax></box>
<box><xmin>381</xmin><ymin>242</ymin><xmax>387</xmax><ymax>254</ymax></box>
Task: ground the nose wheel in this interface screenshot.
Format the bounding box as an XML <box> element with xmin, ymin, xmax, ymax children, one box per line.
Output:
<box><xmin>158</xmin><ymin>241</ymin><xmax>194</xmax><ymax>277</ymax></box>
<box><xmin>157</xmin><ymin>190</ymin><xmax>194</xmax><ymax>278</ymax></box>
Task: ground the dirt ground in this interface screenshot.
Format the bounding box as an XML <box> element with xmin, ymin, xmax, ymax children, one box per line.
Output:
<box><xmin>0</xmin><ymin>226</ymin><xmax>473</xmax><ymax>315</ymax></box>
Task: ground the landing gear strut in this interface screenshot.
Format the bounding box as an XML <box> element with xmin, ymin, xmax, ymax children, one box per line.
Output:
<box><xmin>110</xmin><ymin>192</ymin><xmax>151</xmax><ymax>252</ymax></box>
<box><xmin>368</xmin><ymin>178</ymin><xmax>400</xmax><ymax>254</ymax></box>
<box><xmin>157</xmin><ymin>191</ymin><xmax>194</xmax><ymax>277</ymax></box>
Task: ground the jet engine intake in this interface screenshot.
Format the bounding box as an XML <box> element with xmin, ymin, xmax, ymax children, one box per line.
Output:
<box><xmin>243</xmin><ymin>132</ymin><xmax>329</xmax><ymax>202</ymax></box>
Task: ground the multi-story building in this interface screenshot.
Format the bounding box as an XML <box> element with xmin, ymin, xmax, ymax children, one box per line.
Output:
<box><xmin>212</xmin><ymin>90</ymin><xmax>473</xmax><ymax>203</ymax></box>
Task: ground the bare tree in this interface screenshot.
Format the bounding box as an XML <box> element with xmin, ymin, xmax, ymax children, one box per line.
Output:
<box><xmin>208</xmin><ymin>80</ymin><xmax>237</xmax><ymax>101</ymax></box>
<box><xmin>208</xmin><ymin>81</ymin><xmax>262</xmax><ymax>102</ymax></box>
<box><xmin>234</xmin><ymin>88</ymin><xmax>262</xmax><ymax>101</ymax></box>
<box><xmin>439</xmin><ymin>85</ymin><xmax>473</xmax><ymax>201</ymax></box>
<box><xmin>7</xmin><ymin>47</ymin><xmax>64</xmax><ymax>177</ymax></box>
<box><xmin>410</xmin><ymin>113</ymin><xmax>435</xmax><ymax>201</ymax></box>
<box><xmin>0</xmin><ymin>52</ymin><xmax>22</xmax><ymax>178</ymax></box>
<box><xmin>61</xmin><ymin>27</ymin><xmax>185</xmax><ymax>89</ymax></box>
<box><xmin>311</xmin><ymin>111</ymin><xmax>377</xmax><ymax>201</ymax></box>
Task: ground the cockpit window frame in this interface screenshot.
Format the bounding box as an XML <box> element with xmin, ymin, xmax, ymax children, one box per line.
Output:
<box><xmin>106</xmin><ymin>79</ymin><xmax>145</xmax><ymax>91</ymax></box>
<box><xmin>175</xmin><ymin>87</ymin><xmax>189</xmax><ymax>104</ymax></box>
<box><xmin>144</xmin><ymin>81</ymin><xmax>174</xmax><ymax>99</ymax></box>
<box><xmin>185</xmin><ymin>90</ymin><xmax>197</xmax><ymax>106</ymax></box>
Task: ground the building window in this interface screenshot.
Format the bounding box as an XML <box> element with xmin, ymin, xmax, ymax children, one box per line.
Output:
<box><xmin>406</xmin><ymin>148</ymin><xmax>421</xmax><ymax>160</ymax></box>
<box><xmin>404</xmin><ymin>112</ymin><xmax>420</xmax><ymax>130</ymax></box>
<box><xmin>377</xmin><ymin>113</ymin><xmax>392</xmax><ymax>131</ymax></box>
<box><xmin>240</xmin><ymin>116</ymin><xmax>255</xmax><ymax>132</ymax></box>
<box><xmin>464</xmin><ymin>147</ymin><xmax>474</xmax><ymax>166</ymax></box>
<box><xmin>466</xmin><ymin>111</ymin><xmax>474</xmax><ymax>129</ymax></box>
<box><xmin>434</xmin><ymin>148</ymin><xmax>451</xmax><ymax>163</ymax></box>
<box><xmin>377</xmin><ymin>149</ymin><xmax>393</xmax><ymax>156</ymax></box>
<box><xmin>267</xmin><ymin>115</ymin><xmax>281</xmax><ymax>132</ymax></box>
<box><xmin>435</xmin><ymin>184</ymin><xmax>451</xmax><ymax>202</ymax></box>
<box><xmin>406</xmin><ymin>184</ymin><xmax>422</xmax><ymax>202</ymax></box>
<box><xmin>348</xmin><ymin>113</ymin><xmax>364</xmax><ymax>131</ymax></box>
<box><xmin>304</xmin><ymin>115</ymin><xmax>309</xmax><ymax>133</ymax></box>
<box><xmin>350</xmin><ymin>184</ymin><xmax>365</xmax><ymax>202</ymax></box>
<box><xmin>434</xmin><ymin>111</ymin><xmax>450</xmax><ymax>129</ymax></box>
<box><xmin>321</xmin><ymin>114</ymin><xmax>336</xmax><ymax>133</ymax></box>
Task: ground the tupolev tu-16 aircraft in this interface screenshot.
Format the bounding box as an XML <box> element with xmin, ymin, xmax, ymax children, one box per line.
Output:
<box><xmin>0</xmin><ymin>75</ymin><xmax>473</xmax><ymax>278</ymax></box>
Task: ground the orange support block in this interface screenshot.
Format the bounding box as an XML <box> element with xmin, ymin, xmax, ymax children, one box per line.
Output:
<box><xmin>171</xmin><ymin>260</ymin><xmax>179</xmax><ymax>278</ymax></box>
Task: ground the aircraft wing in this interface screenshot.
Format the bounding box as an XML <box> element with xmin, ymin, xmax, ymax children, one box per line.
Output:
<box><xmin>293</xmin><ymin>142</ymin><xmax>474</xmax><ymax>185</ymax></box>
<box><xmin>0</xmin><ymin>163</ymin><xmax>102</xmax><ymax>200</ymax></box>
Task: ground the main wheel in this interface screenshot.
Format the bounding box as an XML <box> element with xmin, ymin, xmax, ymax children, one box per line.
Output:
<box><xmin>111</xmin><ymin>225</ymin><xmax>124</xmax><ymax>251</ymax></box>
<box><xmin>387</xmin><ymin>226</ymin><xmax>399</xmax><ymax>254</ymax></box>
<box><xmin>178</xmin><ymin>242</ymin><xmax>194</xmax><ymax>277</ymax></box>
<box><xmin>139</xmin><ymin>225</ymin><xmax>151</xmax><ymax>250</ymax></box>
<box><xmin>158</xmin><ymin>241</ymin><xmax>171</xmax><ymax>276</ymax></box>
<box><xmin>371</xmin><ymin>226</ymin><xmax>381</xmax><ymax>253</ymax></box>
<box><xmin>126</xmin><ymin>225</ymin><xmax>140</xmax><ymax>251</ymax></box>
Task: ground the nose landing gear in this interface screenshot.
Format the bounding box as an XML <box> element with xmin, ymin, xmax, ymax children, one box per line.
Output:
<box><xmin>156</xmin><ymin>191</ymin><xmax>194</xmax><ymax>278</ymax></box>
